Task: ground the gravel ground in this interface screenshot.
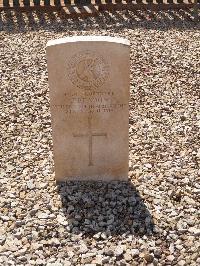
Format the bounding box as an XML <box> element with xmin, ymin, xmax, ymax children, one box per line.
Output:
<box><xmin>0</xmin><ymin>7</ymin><xmax>200</xmax><ymax>266</ymax></box>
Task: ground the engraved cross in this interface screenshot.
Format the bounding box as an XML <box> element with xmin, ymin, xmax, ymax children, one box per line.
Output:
<box><xmin>73</xmin><ymin>115</ymin><xmax>107</xmax><ymax>166</ymax></box>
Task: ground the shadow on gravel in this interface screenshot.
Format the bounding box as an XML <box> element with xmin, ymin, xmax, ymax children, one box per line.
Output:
<box><xmin>57</xmin><ymin>181</ymin><xmax>154</xmax><ymax>237</ymax></box>
<box><xmin>0</xmin><ymin>7</ymin><xmax>199</xmax><ymax>32</ymax></box>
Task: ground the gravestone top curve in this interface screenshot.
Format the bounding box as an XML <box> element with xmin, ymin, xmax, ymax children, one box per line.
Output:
<box><xmin>47</xmin><ymin>36</ymin><xmax>130</xmax><ymax>47</ymax></box>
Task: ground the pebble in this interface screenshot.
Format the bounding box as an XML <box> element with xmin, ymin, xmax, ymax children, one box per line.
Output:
<box><xmin>178</xmin><ymin>260</ymin><xmax>186</xmax><ymax>266</ymax></box>
<box><xmin>167</xmin><ymin>255</ymin><xmax>175</xmax><ymax>261</ymax></box>
<box><xmin>62</xmin><ymin>260</ymin><xmax>71</xmax><ymax>266</ymax></box>
<box><xmin>1</xmin><ymin>216</ymin><xmax>10</xmax><ymax>221</ymax></box>
<box><xmin>100</xmin><ymin>232</ymin><xmax>107</xmax><ymax>240</ymax></box>
<box><xmin>131</xmin><ymin>249</ymin><xmax>139</xmax><ymax>257</ymax></box>
<box><xmin>101</xmin><ymin>256</ymin><xmax>110</xmax><ymax>263</ymax></box>
<box><xmin>93</xmin><ymin>232</ymin><xmax>101</xmax><ymax>240</ymax></box>
<box><xmin>78</xmin><ymin>244</ymin><xmax>88</xmax><ymax>254</ymax></box>
<box><xmin>81</xmin><ymin>253</ymin><xmax>96</xmax><ymax>259</ymax></box>
<box><xmin>144</xmin><ymin>253</ymin><xmax>154</xmax><ymax>263</ymax></box>
<box><xmin>13</xmin><ymin>231</ymin><xmax>22</xmax><ymax>240</ymax></box>
<box><xmin>36</xmin><ymin>259</ymin><xmax>46</xmax><ymax>265</ymax></box>
<box><xmin>57</xmin><ymin>214</ymin><xmax>68</xmax><ymax>225</ymax></box>
<box><xmin>114</xmin><ymin>246</ymin><xmax>124</xmax><ymax>256</ymax></box>
<box><xmin>0</xmin><ymin>236</ymin><xmax>6</xmax><ymax>245</ymax></box>
<box><xmin>37</xmin><ymin>212</ymin><xmax>49</xmax><ymax>219</ymax></box>
<box><xmin>27</xmin><ymin>180</ymin><xmax>35</xmax><ymax>190</ymax></box>
<box><xmin>124</xmin><ymin>253</ymin><xmax>132</xmax><ymax>262</ymax></box>
<box><xmin>188</xmin><ymin>227</ymin><xmax>200</xmax><ymax>236</ymax></box>
<box><xmin>104</xmin><ymin>248</ymin><xmax>114</xmax><ymax>256</ymax></box>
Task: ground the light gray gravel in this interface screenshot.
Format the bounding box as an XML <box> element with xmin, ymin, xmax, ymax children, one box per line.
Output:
<box><xmin>0</xmin><ymin>8</ymin><xmax>200</xmax><ymax>266</ymax></box>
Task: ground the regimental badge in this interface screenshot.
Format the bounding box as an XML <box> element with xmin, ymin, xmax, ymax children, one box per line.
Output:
<box><xmin>67</xmin><ymin>51</ymin><xmax>109</xmax><ymax>90</ymax></box>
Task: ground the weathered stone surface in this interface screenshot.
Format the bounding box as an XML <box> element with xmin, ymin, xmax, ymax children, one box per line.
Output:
<box><xmin>47</xmin><ymin>36</ymin><xmax>130</xmax><ymax>181</ymax></box>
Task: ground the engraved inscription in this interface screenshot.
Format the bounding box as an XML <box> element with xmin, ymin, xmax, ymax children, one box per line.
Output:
<box><xmin>67</xmin><ymin>51</ymin><xmax>109</xmax><ymax>90</ymax></box>
<box><xmin>73</xmin><ymin>114</ymin><xmax>107</xmax><ymax>166</ymax></box>
<box><xmin>64</xmin><ymin>91</ymin><xmax>114</xmax><ymax>97</ymax></box>
<box><xmin>52</xmin><ymin>103</ymin><xmax>127</xmax><ymax>114</ymax></box>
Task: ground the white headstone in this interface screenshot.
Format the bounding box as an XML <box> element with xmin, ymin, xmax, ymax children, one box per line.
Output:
<box><xmin>46</xmin><ymin>36</ymin><xmax>130</xmax><ymax>181</ymax></box>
